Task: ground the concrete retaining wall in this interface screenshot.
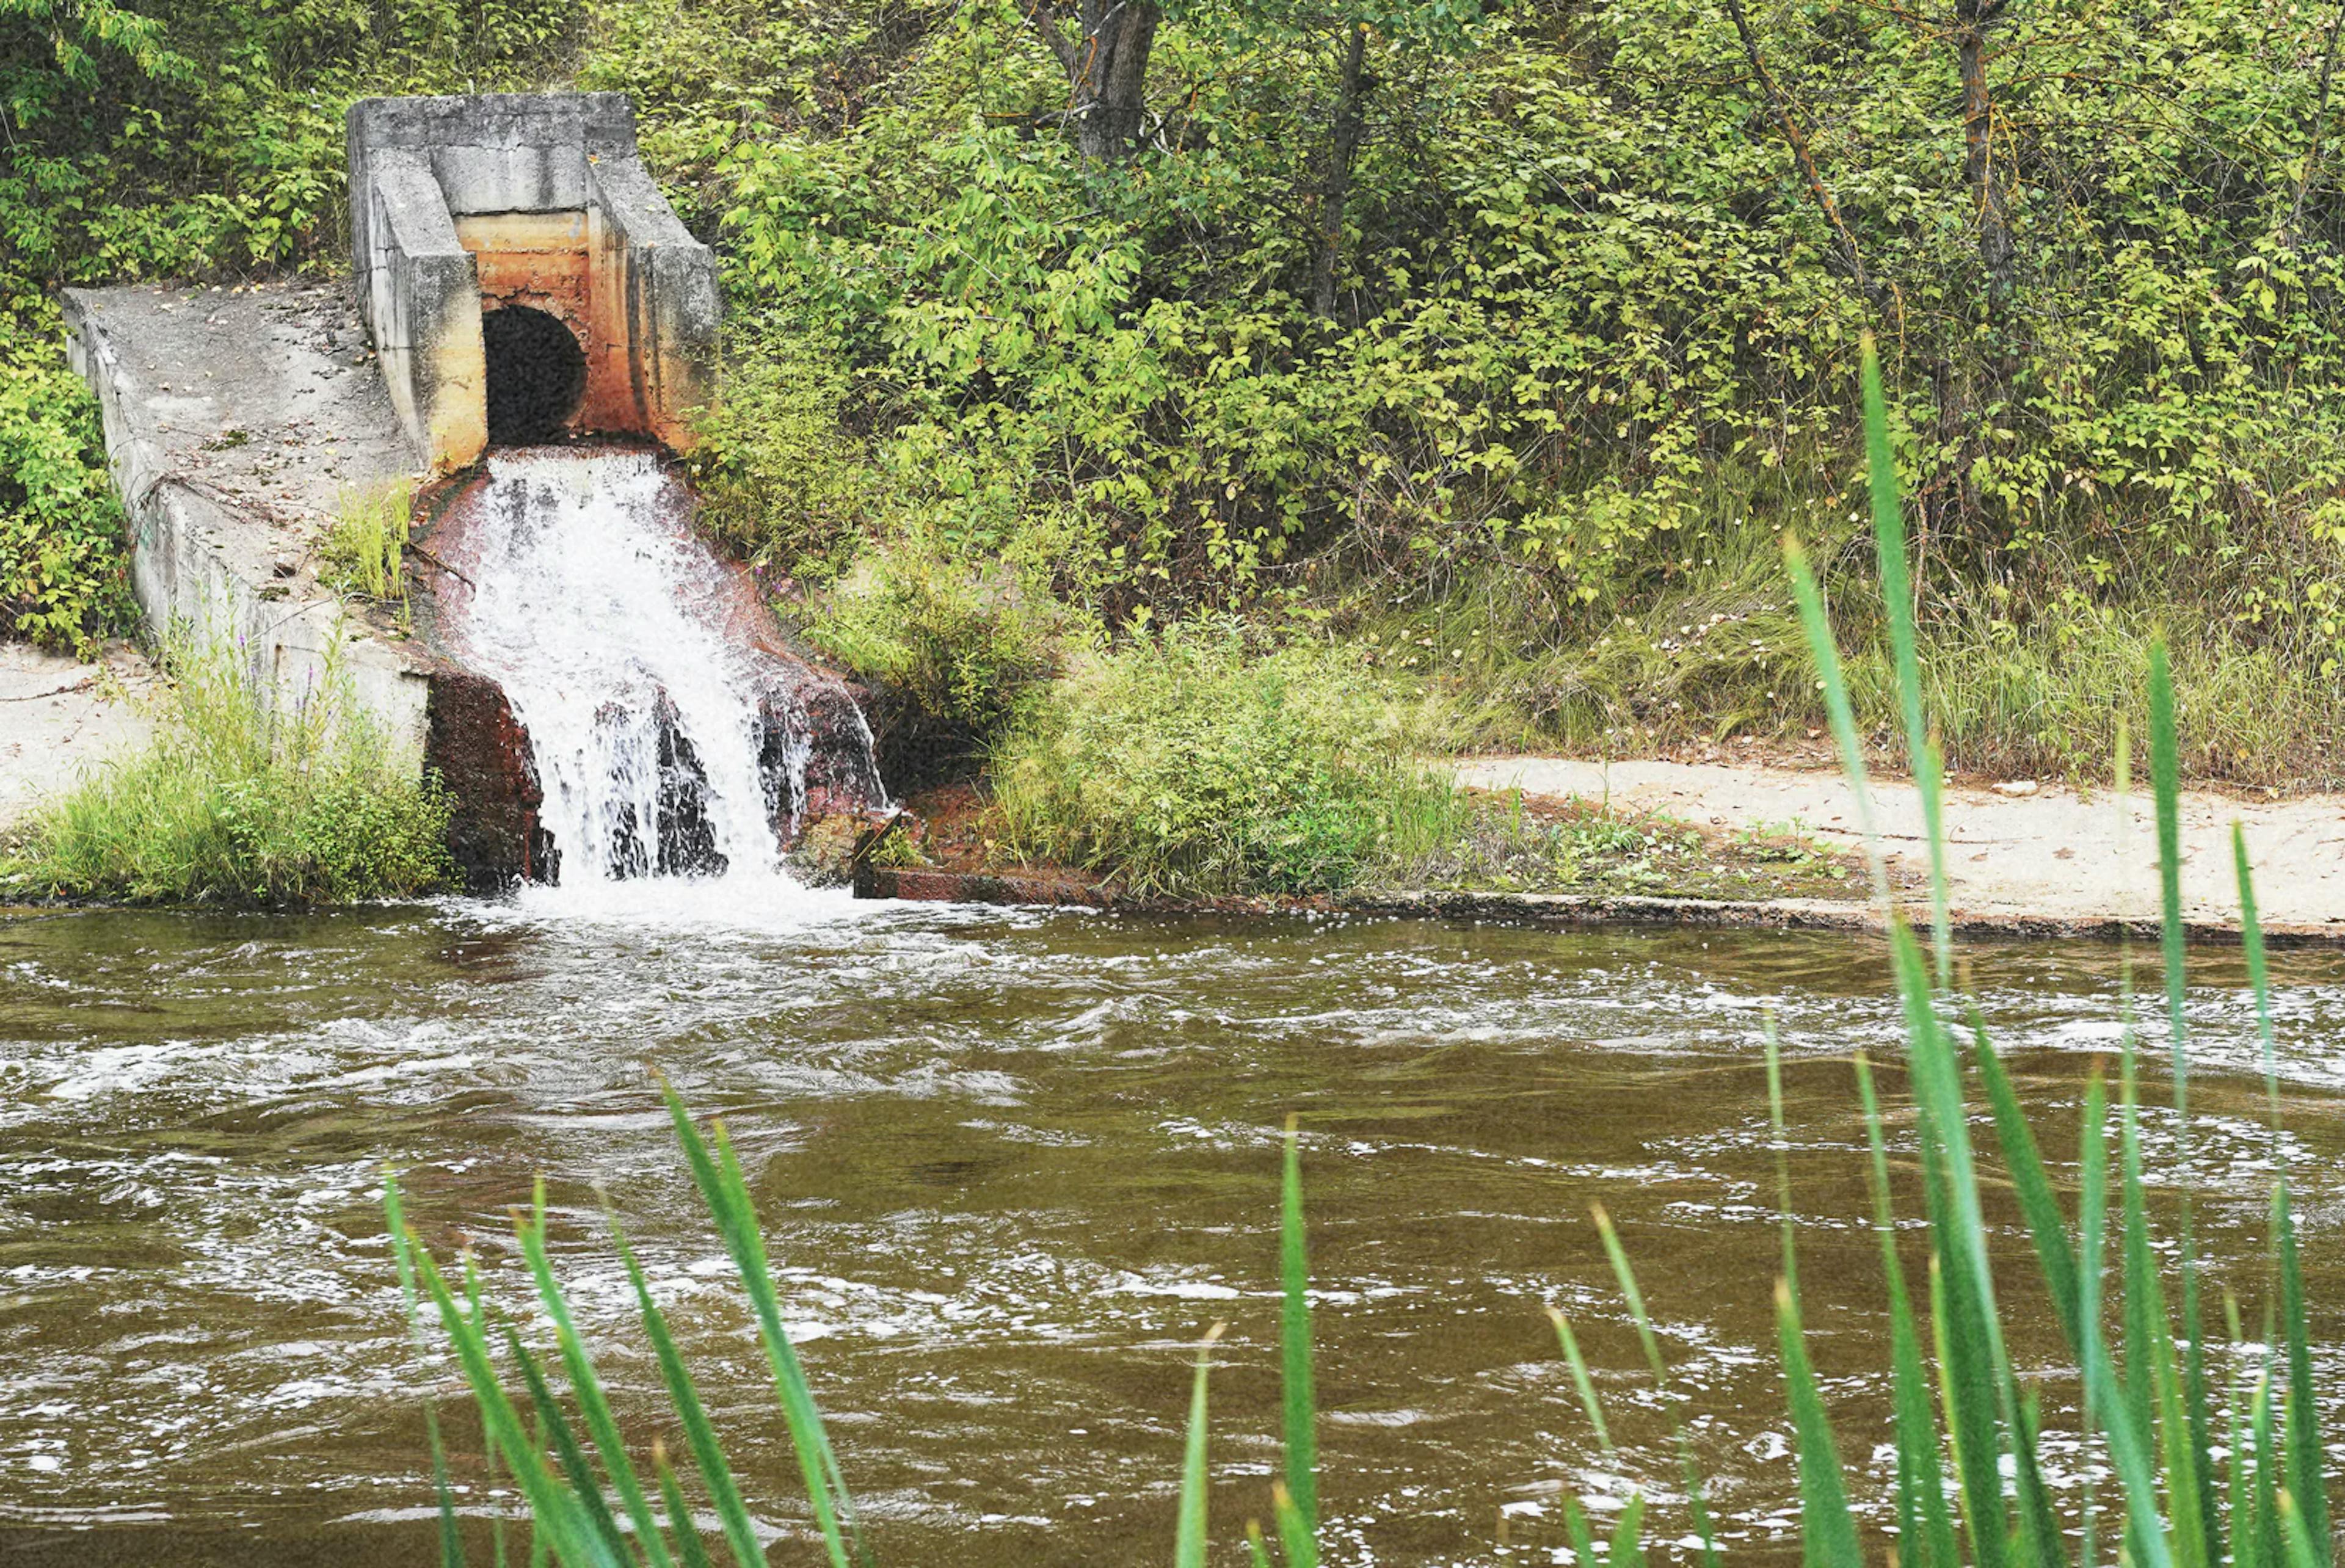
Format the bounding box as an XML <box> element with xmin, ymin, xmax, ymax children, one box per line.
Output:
<box><xmin>62</xmin><ymin>285</ymin><xmax>434</xmax><ymax>765</ymax></box>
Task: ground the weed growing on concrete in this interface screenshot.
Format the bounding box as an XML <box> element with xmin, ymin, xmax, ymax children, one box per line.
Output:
<box><xmin>322</xmin><ymin>480</ymin><xmax>415</xmax><ymax>612</ymax></box>
<box><xmin>2</xmin><ymin>630</ymin><xmax>454</xmax><ymax>905</ymax></box>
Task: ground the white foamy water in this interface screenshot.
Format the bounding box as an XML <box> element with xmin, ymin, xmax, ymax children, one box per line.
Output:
<box><xmin>440</xmin><ymin>448</ymin><xmax>883</xmax><ymax>891</ymax></box>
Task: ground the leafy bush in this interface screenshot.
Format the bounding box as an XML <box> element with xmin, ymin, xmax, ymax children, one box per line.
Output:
<box><xmin>0</xmin><ymin>342</ymin><xmax>132</xmax><ymax>653</ymax></box>
<box><xmin>4</xmin><ymin>633</ymin><xmax>456</xmax><ymax>906</ymax></box>
<box><xmin>687</xmin><ymin>325</ymin><xmax>876</xmax><ymax>584</ymax></box>
<box><xmin>807</xmin><ymin>547</ymin><xmax>1056</xmax><ymax>781</ymax></box>
<box><xmin>989</xmin><ymin>625</ymin><xmax>1456</xmax><ymax>895</ymax></box>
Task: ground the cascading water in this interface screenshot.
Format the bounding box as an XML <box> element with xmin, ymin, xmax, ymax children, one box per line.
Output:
<box><xmin>429</xmin><ymin>448</ymin><xmax>887</xmax><ymax>896</ymax></box>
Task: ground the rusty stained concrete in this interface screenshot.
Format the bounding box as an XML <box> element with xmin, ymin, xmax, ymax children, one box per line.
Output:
<box><xmin>347</xmin><ymin>93</ymin><xmax>719</xmax><ymax>470</ymax></box>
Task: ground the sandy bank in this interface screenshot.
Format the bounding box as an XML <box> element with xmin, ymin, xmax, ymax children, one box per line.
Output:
<box><xmin>1457</xmin><ymin>755</ymin><xmax>2345</xmax><ymax>937</ymax></box>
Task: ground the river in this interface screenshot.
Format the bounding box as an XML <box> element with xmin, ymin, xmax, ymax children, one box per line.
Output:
<box><xmin>4</xmin><ymin>890</ymin><xmax>2341</xmax><ymax>1565</ymax></box>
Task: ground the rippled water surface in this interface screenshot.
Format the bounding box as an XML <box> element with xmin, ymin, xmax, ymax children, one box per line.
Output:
<box><xmin>6</xmin><ymin>891</ymin><xmax>2345</xmax><ymax>1566</ymax></box>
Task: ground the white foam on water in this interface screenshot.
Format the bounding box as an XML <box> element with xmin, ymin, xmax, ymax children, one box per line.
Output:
<box><xmin>501</xmin><ymin>866</ymin><xmax>861</xmax><ymax>932</ymax></box>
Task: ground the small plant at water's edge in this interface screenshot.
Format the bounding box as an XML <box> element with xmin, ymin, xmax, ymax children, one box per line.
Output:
<box><xmin>388</xmin><ymin>339</ymin><xmax>2329</xmax><ymax>1563</ymax></box>
<box><xmin>987</xmin><ymin>622</ymin><xmax>1460</xmax><ymax>897</ymax></box>
<box><xmin>3</xmin><ymin>630</ymin><xmax>456</xmax><ymax>906</ymax></box>
<box><xmin>805</xmin><ymin>546</ymin><xmax>1056</xmax><ymax>789</ymax></box>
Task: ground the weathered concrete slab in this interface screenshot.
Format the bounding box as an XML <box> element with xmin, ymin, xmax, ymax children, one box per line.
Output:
<box><xmin>0</xmin><ymin>642</ymin><xmax>158</xmax><ymax>833</ymax></box>
<box><xmin>62</xmin><ymin>280</ymin><xmax>433</xmax><ymax>761</ymax></box>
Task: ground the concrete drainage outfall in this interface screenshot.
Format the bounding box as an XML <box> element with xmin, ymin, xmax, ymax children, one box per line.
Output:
<box><xmin>64</xmin><ymin>93</ymin><xmax>893</xmax><ymax>893</ymax></box>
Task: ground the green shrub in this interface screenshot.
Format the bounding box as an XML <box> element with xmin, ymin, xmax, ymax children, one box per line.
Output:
<box><xmin>0</xmin><ymin>339</ymin><xmax>133</xmax><ymax>653</ymax></box>
<box><xmin>990</xmin><ymin>625</ymin><xmax>1458</xmax><ymax>896</ymax></box>
<box><xmin>687</xmin><ymin>325</ymin><xmax>876</xmax><ymax>584</ymax></box>
<box><xmin>4</xmin><ymin>633</ymin><xmax>456</xmax><ymax>906</ymax></box>
<box><xmin>808</xmin><ymin>548</ymin><xmax>1056</xmax><ymax>752</ymax></box>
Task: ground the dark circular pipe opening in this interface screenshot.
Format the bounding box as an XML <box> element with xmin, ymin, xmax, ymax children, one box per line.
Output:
<box><xmin>482</xmin><ymin>304</ymin><xmax>587</xmax><ymax>445</ymax></box>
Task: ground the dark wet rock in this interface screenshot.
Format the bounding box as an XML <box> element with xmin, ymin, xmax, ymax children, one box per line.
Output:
<box><xmin>426</xmin><ymin>669</ymin><xmax>549</xmax><ymax>890</ymax></box>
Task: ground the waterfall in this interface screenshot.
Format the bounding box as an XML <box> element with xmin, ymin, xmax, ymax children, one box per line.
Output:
<box><xmin>431</xmin><ymin>448</ymin><xmax>887</xmax><ymax>889</ymax></box>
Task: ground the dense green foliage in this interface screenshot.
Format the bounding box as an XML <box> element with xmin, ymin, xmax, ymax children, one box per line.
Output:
<box><xmin>11</xmin><ymin>0</ymin><xmax>2345</xmax><ymax>775</ymax></box>
<box><xmin>0</xmin><ymin>0</ymin><xmax>572</xmax><ymax>648</ymax></box>
<box><xmin>988</xmin><ymin>625</ymin><xmax>1455</xmax><ymax>894</ymax></box>
<box><xmin>2</xmin><ymin>635</ymin><xmax>456</xmax><ymax>904</ymax></box>
<box><xmin>807</xmin><ymin>545</ymin><xmax>1056</xmax><ymax>753</ymax></box>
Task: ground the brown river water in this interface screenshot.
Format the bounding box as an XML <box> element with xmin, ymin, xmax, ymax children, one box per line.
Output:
<box><xmin>4</xmin><ymin>888</ymin><xmax>2344</xmax><ymax>1566</ymax></box>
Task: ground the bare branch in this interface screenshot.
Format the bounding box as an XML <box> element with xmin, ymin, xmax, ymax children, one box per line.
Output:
<box><xmin>1718</xmin><ymin>0</ymin><xmax>1877</xmax><ymax>304</ymax></box>
<box><xmin>1023</xmin><ymin>0</ymin><xmax>1078</xmax><ymax>74</ymax></box>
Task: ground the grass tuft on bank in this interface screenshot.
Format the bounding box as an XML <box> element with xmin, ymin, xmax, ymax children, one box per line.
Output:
<box><xmin>2</xmin><ymin>634</ymin><xmax>454</xmax><ymax>906</ymax></box>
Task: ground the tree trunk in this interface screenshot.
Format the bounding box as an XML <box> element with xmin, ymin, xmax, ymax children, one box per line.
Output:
<box><xmin>1311</xmin><ymin>22</ymin><xmax>1370</xmax><ymax>320</ymax></box>
<box><xmin>1955</xmin><ymin>0</ymin><xmax>2015</xmax><ymax>312</ymax></box>
<box><xmin>1027</xmin><ymin>0</ymin><xmax>1162</xmax><ymax>160</ymax></box>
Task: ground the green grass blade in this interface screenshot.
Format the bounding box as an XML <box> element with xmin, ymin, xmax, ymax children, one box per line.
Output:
<box><xmin>660</xmin><ymin>1088</ymin><xmax>858</xmax><ymax>1568</ymax></box>
<box><xmin>1858</xmin><ymin>335</ymin><xmax>1951</xmax><ymax>982</ymax></box>
<box><xmin>2149</xmin><ymin>645</ymin><xmax>2221</xmax><ymax>1566</ymax></box>
<box><xmin>1773</xmin><ymin>1279</ymin><xmax>1861</xmax><ymax>1568</ymax></box>
<box><xmin>1246</xmin><ymin>1519</ymin><xmax>1274</xmax><ymax>1568</ymax></box>
<box><xmin>426</xmin><ymin>1403</ymin><xmax>469</xmax><ymax>1568</ymax></box>
<box><xmin>1967</xmin><ymin>1010</ymin><xmax>2081</xmax><ymax>1352</ymax></box>
<box><xmin>1563</xmin><ymin>1499</ymin><xmax>1601</xmax><ymax>1568</ymax></box>
<box><xmin>2148</xmin><ymin>643</ymin><xmax>2190</xmax><ymax>1117</ymax></box>
<box><xmin>1765</xmin><ymin>1017</ymin><xmax>1797</xmax><ymax>1296</ymax></box>
<box><xmin>1591</xmin><ymin>1204</ymin><xmax>1667</xmax><ymax>1385</ymax></box>
<box><xmin>1591</xmin><ymin>1204</ymin><xmax>1718</xmax><ymax>1568</ymax></box>
<box><xmin>1176</xmin><ymin>1325</ymin><xmax>1224</xmax><ymax>1568</ymax></box>
<box><xmin>1273</xmin><ymin>1482</ymin><xmax>1314</xmax><ymax>1568</ymax></box>
<box><xmin>1607</xmin><ymin>1493</ymin><xmax>1648</xmax><ymax>1568</ymax></box>
<box><xmin>2009</xmin><ymin>1388</ymin><xmax>2069</xmax><ymax>1568</ymax></box>
<box><xmin>2281</xmin><ymin>1489</ymin><xmax>2327</xmax><ymax>1568</ymax></box>
<box><xmin>385</xmin><ymin>1171</ymin><xmax>468</xmax><ymax>1568</ymax></box>
<box><xmin>517</xmin><ymin>1189</ymin><xmax>674</xmax><ymax>1568</ymax></box>
<box><xmin>2151</xmin><ymin>1312</ymin><xmax>2211</xmax><ymax>1568</ymax></box>
<box><xmin>2092</xmin><ymin>1058</ymin><xmax>2176</xmax><ymax>1568</ymax></box>
<box><xmin>1546</xmin><ymin>1307</ymin><xmax>1615</xmax><ymax>1454</ymax></box>
<box><xmin>500</xmin><ymin>1323</ymin><xmax>632</xmax><ymax>1563</ymax></box>
<box><xmin>1885</xmin><ymin>921</ymin><xmax>2012</xmax><ymax>1568</ymax></box>
<box><xmin>2252</xmin><ymin>1367</ymin><xmax>2284</xmax><ymax>1568</ymax></box>
<box><xmin>654</xmin><ymin>1439</ymin><xmax>715</xmax><ymax>1568</ymax></box>
<box><xmin>1855</xmin><ymin>1054</ymin><xmax>1955</xmax><ymax>1568</ymax></box>
<box><xmin>610</xmin><ymin>1218</ymin><xmax>769</xmax><ymax>1568</ymax></box>
<box><xmin>2076</xmin><ymin>1075</ymin><xmax>2109</xmax><ymax>1568</ymax></box>
<box><xmin>2275</xmin><ymin>1186</ymin><xmax>2329</xmax><ymax>1563</ymax></box>
<box><xmin>1279</xmin><ymin>1116</ymin><xmax>1318</xmax><ymax>1555</ymax></box>
<box><xmin>2234</xmin><ymin>824</ymin><xmax>2281</xmax><ymax>1119</ymax></box>
<box><xmin>1782</xmin><ymin>539</ymin><xmax>1889</xmax><ymax>906</ymax></box>
<box><xmin>409</xmin><ymin>1246</ymin><xmax>623</xmax><ymax>1568</ymax></box>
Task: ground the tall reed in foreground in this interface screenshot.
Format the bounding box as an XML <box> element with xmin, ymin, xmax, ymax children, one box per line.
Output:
<box><xmin>390</xmin><ymin>333</ymin><xmax>2327</xmax><ymax>1563</ymax></box>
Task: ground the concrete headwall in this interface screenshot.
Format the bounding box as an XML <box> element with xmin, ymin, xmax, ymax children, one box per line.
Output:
<box><xmin>347</xmin><ymin>92</ymin><xmax>719</xmax><ymax>470</ymax></box>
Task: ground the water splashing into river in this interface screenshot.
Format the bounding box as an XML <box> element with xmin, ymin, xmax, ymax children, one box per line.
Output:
<box><xmin>432</xmin><ymin>449</ymin><xmax>886</xmax><ymax>893</ymax></box>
